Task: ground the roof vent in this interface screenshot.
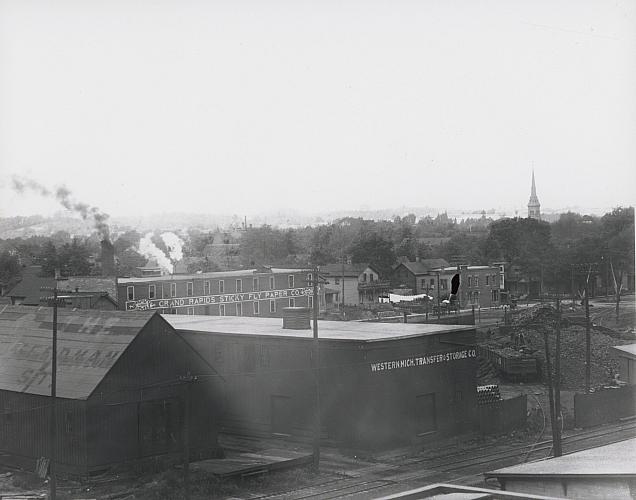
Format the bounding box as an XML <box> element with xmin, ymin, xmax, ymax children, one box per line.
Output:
<box><xmin>282</xmin><ymin>307</ymin><xmax>311</xmax><ymax>330</ymax></box>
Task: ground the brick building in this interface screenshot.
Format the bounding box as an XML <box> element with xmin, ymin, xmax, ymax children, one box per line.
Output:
<box><xmin>117</xmin><ymin>267</ymin><xmax>322</xmax><ymax>316</ymax></box>
<box><xmin>392</xmin><ymin>261</ymin><xmax>501</xmax><ymax>308</ymax></box>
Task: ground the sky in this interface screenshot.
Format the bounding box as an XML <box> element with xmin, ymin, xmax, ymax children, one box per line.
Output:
<box><xmin>1</xmin><ymin>0</ymin><xmax>635</xmax><ymax>219</ymax></box>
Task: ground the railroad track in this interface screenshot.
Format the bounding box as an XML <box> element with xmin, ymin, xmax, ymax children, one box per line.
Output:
<box><xmin>254</xmin><ymin>419</ymin><xmax>636</xmax><ymax>500</ymax></box>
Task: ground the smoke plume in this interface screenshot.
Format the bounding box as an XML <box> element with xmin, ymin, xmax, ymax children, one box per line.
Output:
<box><xmin>160</xmin><ymin>232</ymin><xmax>184</xmax><ymax>262</ymax></box>
<box><xmin>139</xmin><ymin>233</ymin><xmax>173</xmax><ymax>275</ymax></box>
<box><xmin>12</xmin><ymin>176</ymin><xmax>111</xmax><ymax>240</ymax></box>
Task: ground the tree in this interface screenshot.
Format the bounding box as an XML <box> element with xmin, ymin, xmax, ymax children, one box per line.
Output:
<box><xmin>116</xmin><ymin>248</ymin><xmax>147</xmax><ymax>277</ymax></box>
<box><xmin>58</xmin><ymin>238</ymin><xmax>93</xmax><ymax>276</ymax></box>
<box><xmin>0</xmin><ymin>251</ymin><xmax>21</xmax><ymax>292</ymax></box>
<box><xmin>39</xmin><ymin>241</ymin><xmax>59</xmax><ymax>276</ymax></box>
<box><xmin>350</xmin><ymin>231</ymin><xmax>396</xmax><ymax>277</ymax></box>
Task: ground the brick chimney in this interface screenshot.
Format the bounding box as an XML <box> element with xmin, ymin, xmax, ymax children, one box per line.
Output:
<box><xmin>101</xmin><ymin>239</ymin><xmax>115</xmax><ymax>276</ymax></box>
<box><xmin>282</xmin><ymin>307</ymin><xmax>311</xmax><ymax>330</ymax></box>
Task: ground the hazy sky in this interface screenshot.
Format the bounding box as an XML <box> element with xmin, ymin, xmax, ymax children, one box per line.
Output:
<box><xmin>1</xmin><ymin>0</ymin><xmax>635</xmax><ymax>218</ymax></box>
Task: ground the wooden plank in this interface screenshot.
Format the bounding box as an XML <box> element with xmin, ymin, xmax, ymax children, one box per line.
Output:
<box><xmin>190</xmin><ymin>448</ymin><xmax>313</xmax><ymax>478</ymax></box>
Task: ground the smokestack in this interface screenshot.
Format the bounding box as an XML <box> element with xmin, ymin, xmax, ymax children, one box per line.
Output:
<box><xmin>101</xmin><ymin>239</ymin><xmax>115</xmax><ymax>276</ymax></box>
<box><xmin>282</xmin><ymin>307</ymin><xmax>311</xmax><ymax>330</ymax></box>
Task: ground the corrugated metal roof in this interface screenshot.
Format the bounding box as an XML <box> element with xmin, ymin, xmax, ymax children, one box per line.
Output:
<box><xmin>0</xmin><ymin>305</ymin><xmax>155</xmax><ymax>400</ymax></box>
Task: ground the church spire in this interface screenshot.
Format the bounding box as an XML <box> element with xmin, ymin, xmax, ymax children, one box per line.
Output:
<box><xmin>528</xmin><ymin>170</ymin><xmax>541</xmax><ymax>220</ymax></box>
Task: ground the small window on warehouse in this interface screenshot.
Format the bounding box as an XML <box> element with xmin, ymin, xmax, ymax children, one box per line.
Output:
<box><xmin>148</xmin><ymin>285</ymin><xmax>156</xmax><ymax>299</ymax></box>
<box><xmin>236</xmin><ymin>302</ymin><xmax>242</xmax><ymax>316</ymax></box>
<box><xmin>269</xmin><ymin>276</ymin><xmax>275</xmax><ymax>289</ymax></box>
<box><xmin>187</xmin><ymin>307</ymin><xmax>194</xmax><ymax>315</ymax></box>
<box><xmin>204</xmin><ymin>281</ymin><xmax>210</xmax><ymax>295</ymax></box>
<box><xmin>270</xmin><ymin>300</ymin><xmax>276</xmax><ymax>313</ymax></box>
<box><xmin>288</xmin><ymin>275</ymin><xmax>295</xmax><ymax>288</ymax></box>
<box><xmin>253</xmin><ymin>301</ymin><xmax>260</xmax><ymax>315</ymax></box>
<box><xmin>127</xmin><ymin>286</ymin><xmax>134</xmax><ymax>301</ymax></box>
<box><xmin>253</xmin><ymin>277</ymin><xmax>259</xmax><ymax>292</ymax></box>
<box><xmin>289</xmin><ymin>298</ymin><xmax>295</xmax><ymax>307</ymax></box>
<box><xmin>219</xmin><ymin>280</ymin><xmax>225</xmax><ymax>293</ymax></box>
<box><xmin>236</xmin><ymin>279</ymin><xmax>243</xmax><ymax>293</ymax></box>
<box><xmin>219</xmin><ymin>304</ymin><xmax>225</xmax><ymax>316</ymax></box>
<box><xmin>187</xmin><ymin>282</ymin><xmax>193</xmax><ymax>296</ymax></box>
<box><xmin>170</xmin><ymin>283</ymin><xmax>177</xmax><ymax>297</ymax></box>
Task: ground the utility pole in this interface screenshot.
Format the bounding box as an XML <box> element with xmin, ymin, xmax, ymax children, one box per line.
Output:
<box><xmin>554</xmin><ymin>298</ymin><xmax>562</xmax><ymax>457</ymax></box>
<box><xmin>436</xmin><ymin>271</ymin><xmax>441</xmax><ymax>320</ymax></box>
<box><xmin>542</xmin><ymin>325</ymin><xmax>558</xmax><ymax>457</ymax></box>
<box><xmin>584</xmin><ymin>278</ymin><xmax>591</xmax><ymax>393</ymax></box>
<box><xmin>311</xmin><ymin>266</ymin><xmax>321</xmax><ymax>469</ymax></box>
<box><xmin>341</xmin><ymin>255</ymin><xmax>345</xmax><ymax>312</ymax></box>
<box><xmin>181</xmin><ymin>374</ymin><xmax>196</xmax><ymax>500</ymax></box>
<box><xmin>50</xmin><ymin>281</ymin><xmax>58</xmax><ymax>500</ymax></box>
<box><xmin>41</xmin><ymin>270</ymin><xmax>68</xmax><ymax>500</ymax></box>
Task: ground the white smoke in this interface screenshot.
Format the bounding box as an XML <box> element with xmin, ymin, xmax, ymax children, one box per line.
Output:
<box><xmin>160</xmin><ymin>232</ymin><xmax>184</xmax><ymax>262</ymax></box>
<box><xmin>139</xmin><ymin>232</ymin><xmax>173</xmax><ymax>275</ymax></box>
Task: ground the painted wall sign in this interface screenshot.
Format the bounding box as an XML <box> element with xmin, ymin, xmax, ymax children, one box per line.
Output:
<box><xmin>125</xmin><ymin>287</ymin><xmax>313</xmax><ymax>311</ymax></box>
<box><xmin>370</xmin><ymin>348</ymin><xmax>476</xmax><ymax>373</ymax></box>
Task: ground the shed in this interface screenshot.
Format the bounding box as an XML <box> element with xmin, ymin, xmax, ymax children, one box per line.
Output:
<box><xmin>611</xmin><ymin>344</ymin><xmax>636</xmax><ymax>385</ymax></box>
<box><xmin>0</xmin><ymin>305</ymin><xmax>221</xmax><ymax>474</ymax></box>
<box><xmin>485</xmin><ymin>438</ymin><xmax>636</xmax><ymax>499</ymax></box>
<box><xmin>164</xmin><ymin>314</ymin><xmax>478</xmax><ymax>449</ymax></box>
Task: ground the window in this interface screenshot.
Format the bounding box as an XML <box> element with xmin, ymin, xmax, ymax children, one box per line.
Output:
<box><xmin>474</xmin><ymin>277</ymin><xmax>479</xmax><ymax>287</ymax></box>
<box><xmin>127</xmin><ymin>286</ymin><xmax>134</xmax><ymax>301</ymax></box>
<box><xmin>289</xmin><ymin>298</ymin><xmax>295</xmax><ymax>307</ymax></box>
<box><xmin>269</xmin><ymin>276</ymin><xmax>275</xmax><ymax>289</ymax></box>
<box><xmin>421</xmin><ymin>279</ymin><xmax>426</xmax><ymax>288</ymax></box>
<box><xmin>169</xmin><ymin>308</ymin><xmax>177</xmax><ymax>314</ymax></box>
<box><xmin>288</xmin><ymin>275</ymin><xmax>294</xmax><ymax>288</ymax></box>
<box><xmin>219</xmin><ymin>280</ymin><xmax>225</xmax><ymax>293</ymax></box>
<box><xmin>270</xmin><ymin>300</ymin><xmax>276</xmax><ymax>313</ymax></box>
<box><xmin>468</xmin><ymin>277</ymin><xmax>472</xmax><ymax>288</ymax></box>
<box><xmin>492</xmin><ymin>289</ymin><xmax>499</xmax><ymax>302</ymax></box>
<box><xmin>307</xmin><ymin>273</ymin><xmax>312</xmax><ymax>284</ymax></box>
<box><xmin>187</xmin><ymin>282</ymin><xmax>194</xmax><ymax>296</ymax></box>
<box><xmin>170</xmin><ymin>283</ymin><xmax>177</xmax><ymax>298</ymax></box>
<box><xmin>187</xmin><ymin>307</ymin><xmax>194</xmax><ymax>315</ymax></box>
<box><xmin>253</xmin><ymin>277</ymin><xmax>259</xmax><ymax>291</ymax></box>
<box><xmin>362</xmin><ymin>273</ymin><xmax>367</xmax><ymax>282</ymax></box>
<box><xmin>440</xmin><ymin>279</ymin><xmax>448</xmax><ymax>290</ymax></box>
<box><xmin>485</xmin><ymin>276</ymin><xmax>489</xmax><ymax>286</ymax></box>
<box><xmin>335</xmin><ymin>278</ymin><xmax>340</xmax><ymax>285</ymax></box>
<box><xmin>236</xmin><ymin>302</ymin><xmax>242</xmax><ymax>316</ymax></box>
<box><xmin>236</xmin><ymin>279</ymin><xmax>243</xmax><ymax>293</ymax></box>
<box><xmin>148</xmin><ymin>285</ymin><xmax>156</xmax><ymax>299</ymax></box>
<box><xmin>370</xmin><ymin>274</ymin><xmax>374</xmax><ymax>282</ymax></box>
<box><xmin>430</xmin><ymin>278</ymin><xmax>435</xmax><ymax>287</ymax></box>
<box><xmin>253</xmin><ymin>301</ymin><xmax>260</xmax><ymax>315</ymax></box>
<box><xmin>219</xmin><ymin>304</ymin><xmax>225</xmax><ymax>316</ymax></box>
<box><xmin>204</xmin><ymin>281</ymin><xmax>210</xmax><ymax>295</ymax></box>
<box><xmin>308</xmin><ymin>296</ymin><xmax>314</xmax><ymax>309</ymax></box>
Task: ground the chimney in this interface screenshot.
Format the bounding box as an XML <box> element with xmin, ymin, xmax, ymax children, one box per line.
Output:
<box><xmin>101</xmin><ymin>239</ymin><xmax>115</xmax><ymax>276</ymax></box>
<box><xmin>282</xmin><ymin>307</ymin><xmax>311</xmax><ymax>330</ymax></box>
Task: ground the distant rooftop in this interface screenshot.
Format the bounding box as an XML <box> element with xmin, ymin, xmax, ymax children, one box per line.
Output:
<box><xmin>611</xmin><ymin>344</ymin><xmax>636</xmax><ymax>359</ymax></box>
<box><xmin>163</xmin><ymin>314</ymin><xmax>473</xmax><ymax>342</ymax></box>
<box><xmin>486</xmin><ymin>438</ymin><xmax>636</xmax><ymax>479</ymax></box>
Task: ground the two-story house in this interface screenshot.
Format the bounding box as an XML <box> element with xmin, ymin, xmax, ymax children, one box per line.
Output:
<box><xmin>320</xmin><ymin>263</ymin><xmax>389</xmax><ymax>306</ymax></box>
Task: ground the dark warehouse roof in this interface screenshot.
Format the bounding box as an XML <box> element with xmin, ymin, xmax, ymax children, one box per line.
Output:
<box><xmin>0</xmin><ymin>305</ymin><xmax>155</xmax><ymax>399</ymax></box>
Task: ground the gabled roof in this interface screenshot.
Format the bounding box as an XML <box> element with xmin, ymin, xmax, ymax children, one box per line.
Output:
<box><xmin>0</xmin><ymin>305</ymin><xmax>155</xmax><ymax>399</ymax></box>
<box><xmin>394</xmin><ymin>259</ymin><xmax>450</xmax><ymax>275</ymax></box>
<box><xmin>6</xmin><ymin>273</ymin><xmax>118</xmax><ymax>305</ymax></box>
<box><xmin>320</xmin><ymin>263</ymin><xmax>380</xmax><ymax>278</ymax></box>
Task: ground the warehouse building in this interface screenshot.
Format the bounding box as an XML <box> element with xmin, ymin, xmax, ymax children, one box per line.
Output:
<box><xmin>117</xmin><ymin>267</ymin><xmax>320</xmax><ymax>316</ymax></box>
<box><xmin>0</xmin><ymin>306</ymin><xmax>221</xmax><ymax>474</ymax></box>
<box><xmin>164</xmin><ymin>310</ymin><xmax>478</xmax><ymax>449</ymax></box>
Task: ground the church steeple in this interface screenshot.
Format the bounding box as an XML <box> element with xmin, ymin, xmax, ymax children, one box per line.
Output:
<box><xmin>528</xmin><ymin>170</ymin><xmax>541</xmax><ymax>220</ymax></box>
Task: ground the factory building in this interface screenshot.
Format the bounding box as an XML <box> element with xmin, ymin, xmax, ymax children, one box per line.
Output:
<box><xmin>0</xmin><ymin>306</ymin><xmax>221</xmax><ymax>474</ymax></box>
<box><xmin>117</xmin><ymin>267</ymin><xmax>321</xmax><ymax>316</ymax></box>
<box><xmin>164</xmin><ymin>310</ymin><xmax>478</xmax><ymax>449</ymax></box>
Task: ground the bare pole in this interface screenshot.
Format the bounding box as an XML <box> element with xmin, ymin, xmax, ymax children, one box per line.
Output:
<box><xmin>542</xmin><ymin>324</ymin><xmax>557</xmax><ymax>457</ymax></box>
<box><xmin>554</xmin><ymin>298</ymin><xmax>562</xmax><ymax>457</ymax></box>
<box><xmin>585</xmin><ymin>276</ymin><xmax>591</xmax><ymax>394</ymax></box>
<box><xmin>312</xmin><ymin>265</ymin><xmax>321</xmax><ymax>469</ymax></box>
